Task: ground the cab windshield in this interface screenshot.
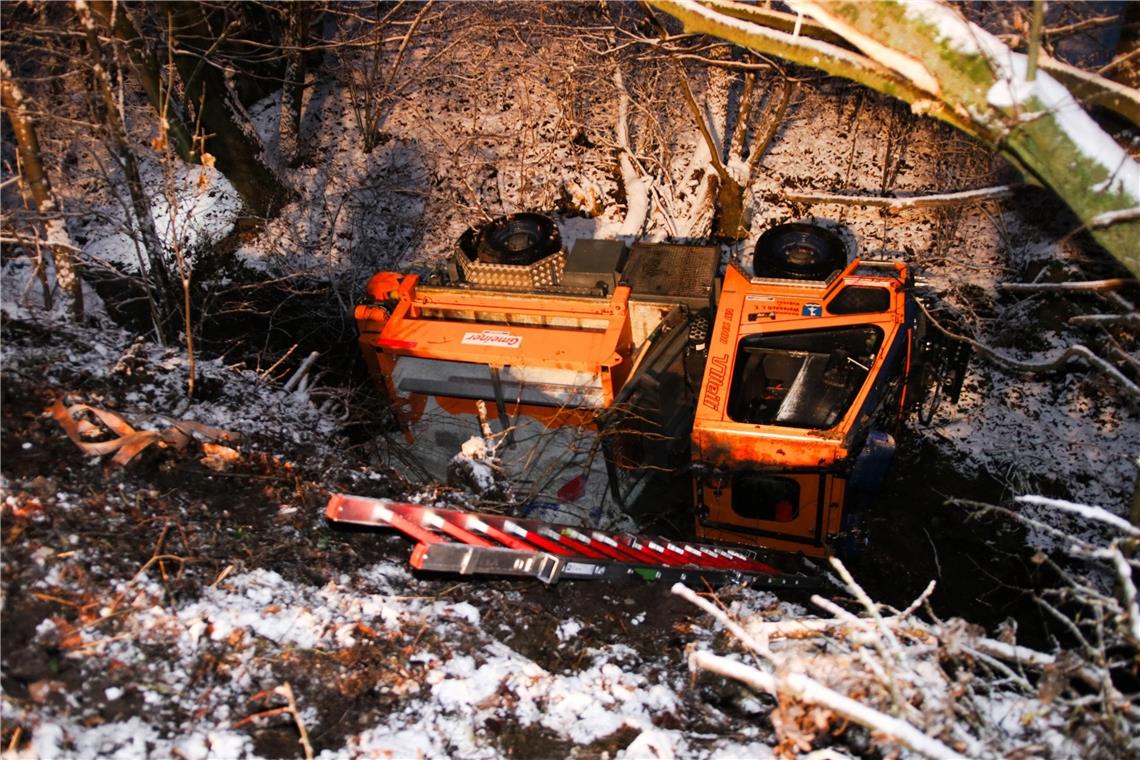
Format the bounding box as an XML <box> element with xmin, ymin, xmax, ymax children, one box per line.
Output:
<box><xmin>727</xmin><ymin>326</ymin><xmax>884</xmax><ymax>429</ymax></box>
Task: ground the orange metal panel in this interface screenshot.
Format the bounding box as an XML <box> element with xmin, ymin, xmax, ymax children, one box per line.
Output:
<box><xmin>360</xmin><ymin>277</ymin><xmax>634</xmax><ymax>379</ymax></box>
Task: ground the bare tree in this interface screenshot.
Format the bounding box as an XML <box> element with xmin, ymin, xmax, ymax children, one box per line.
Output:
<box><xmin>336</xmin><ymin>1</ymin><xmax>437</xmax><ymax>154</ymax></box>
<box><xmin>1</xmin><ymin>59</ymin><xmax>84</xmax><ymax>321</ymax></box>
<box><xmin>87</xmin><ymin>0</ymin><xmax>196</xmax><ymax>163</ymax></box>
<box><xmin>75</xmin><ymin>0</ymin><xmax>176</xmax><ymax>336</ymax></box>
<box><xmin>275</xmin><ymin>2</ymin><xmax>312</xmax><ymax>168</ymax></box>
<box><xmin>165</xmin><ymin>2</ymin><xmax>291</xmax><ymax>215</ymax></box>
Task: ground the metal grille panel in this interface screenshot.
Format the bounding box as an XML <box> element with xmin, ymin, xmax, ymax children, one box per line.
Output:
<box><xmin>623</xmin><ymin>244</ymin><xmax>719</xmax><ymax>307</ymax></box>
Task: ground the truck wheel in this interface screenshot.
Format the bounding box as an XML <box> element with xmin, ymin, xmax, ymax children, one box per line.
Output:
<box><xmin>476</xmin><ymin>213</ymin><xmax>562</xmax><ymax>265</ymax></box>
<box><xmin>753</xmin><ymin>223</ymin><xmax>847</xmax><ymax>281</ymax></box>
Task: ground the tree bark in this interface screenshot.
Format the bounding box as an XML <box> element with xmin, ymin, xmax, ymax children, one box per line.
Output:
<box><xmin>0</xmin><ymin>60</ymin><xmax>84</xmax><ymax>321</ymax></box>
<box><xmin>674</xmin><ymin>60</ymin><xmax>747</xmax><ymax>238</ymax></box>
<box><xmin>167</xmin><ymin>3</ymin><xmax>289</xmax><ymax>216</ymax></box>
<box><xmin>87</xmin><ymin>0</ymin><xmax>196</xmax><ymax>162</ymax></box>
<box><xmin>277</xmin><ymin>3</ymin><xmax>308</xmax><ymax>168</ymax></box>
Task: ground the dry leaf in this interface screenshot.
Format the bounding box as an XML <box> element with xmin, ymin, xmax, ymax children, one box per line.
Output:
<box><xmin>28</xmin><ymin>679</ymin><xmax>67</xmax><ymax>704</ymax></box>
<box><xmin>200</xmin><ymin>443</ymin><xmax>240</xmax><ymax>472</ymax></box>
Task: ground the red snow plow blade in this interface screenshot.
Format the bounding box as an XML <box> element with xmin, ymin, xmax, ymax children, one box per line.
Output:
<box><xmin>326</xmin><ymin>493</ymin><xmax>815</xmax><ymax>587</ymax></box>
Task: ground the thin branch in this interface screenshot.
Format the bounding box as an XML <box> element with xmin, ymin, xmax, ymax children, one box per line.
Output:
<box><xmin>1110</xmin><ymin>545</ymin><xmax>1140</xmax><ymax>644</ymax></box>
<box><xmin>1091</xmin><ymin>206</ymin><xmax>1140</xmax><ymax>229</ymax></box>
<box><xmin>745</xmin><ymin>75</ymin><xmax>794</xmax><ymax>176</ymax></box>
<box><xmin>775</xmin><ymin>184</ymin><xmax>1017</xmax><ymax>210</ymax></box>
<box><xmin>674</xmin><ymin>58</ymin><xmax>731</xmax><ymax>184</ymax></box>
<box><xmin>914</xmin><ymin>298</ymin><xmax>1140</xmax><ymax>399</ymax></box>
<box><xmin>671</xmin><ymin>583</ymin><xmax>769</xmax><ymax>655</ymax></box>
<box><xmin>996</xmin><ymin>278</ymin><xmax>1134</xmax><ymax>293</ymax></box>
<box><xmin>1014</xmin><ymin>495</ymin><xmax>1140</xmax><ymax>538</ymax></box>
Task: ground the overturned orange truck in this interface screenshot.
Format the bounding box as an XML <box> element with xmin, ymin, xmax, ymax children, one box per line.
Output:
<box><xmin>352</xmin><ymin>214</ymin><xmax>964</xmax><ymax>558</ymax></box>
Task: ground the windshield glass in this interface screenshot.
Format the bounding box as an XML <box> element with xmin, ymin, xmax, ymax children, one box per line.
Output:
<box><xmin>727</xmin><ymin>326</ymin><xmax>884</xmax><ymax>429</ymax></box>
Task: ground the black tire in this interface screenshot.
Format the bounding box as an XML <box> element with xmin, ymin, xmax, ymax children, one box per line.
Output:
<box><xmin>753</xmin><ymin>223</ymin><xmax>848</xmax><ymax>281</ymax></box>
<box><xmin>474</xmin><ymin>213</ymin><xmax>562</xmax><ymax>265</ymax></box>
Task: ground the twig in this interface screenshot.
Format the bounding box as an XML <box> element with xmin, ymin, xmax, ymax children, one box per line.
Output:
<box><xmin>828</xmin><ymin>557</ymin><xmax>908</xmax><ymax>710</ymax></box>
<box><xmin>1110</xmin><ymin>544</ymin><xmax>1140</xmax><ymax>644</ymax></box>
<box><xmin>1090</xmin><ymin>205</ymin><xmax>1140</xmax><ymax>229</ymax></box>
<box><xmin>1068</xmin><ymin>313</ymin><xmax>1140</xmax><ymax>327</ymax></box>
<box><xmin>961</xmin><ymin>646</ymin><xmax>1035</xmax><ymax>692</ymax></box>
<box><xmin>278</xmin><ymin>683</ymin><xmax>314</xmax><ymax>760</ymax></box>
<box><xmin>258</xmin><ymin>343</ymin><xmax>299</xmax><ymax>382</ymax></box>
<box><xmin>913</xmin><ymin>299</ymin><xmax>1140</xmax><ymax>399</ymax></box>
<box><xmin>829</xmin><ymin>557</ymin><xmax>902</xmax><ymax>654</ymax></box>
<box><xmin>671</xmin><ymin>583</ymin><xmax>769</xmax><ymax>655</ymax></box>
<box><xmin>210</xmin><ymin>563</ymin><xmax>235</xmax><ymax>589</ymax></box>
<box><xmin>235</xmin><ymin>683</ymin><xmax>313</xmax><ymax>760</ymax></box>
<box><xmin>284</xmin><ymin>351</ymin><xmax>320</xmax><ymax>392</ymax></box>
<box><xmin>970</xmin><ymin>638</ymin><xmax>1054</xmax><ymax>669</ymax></box>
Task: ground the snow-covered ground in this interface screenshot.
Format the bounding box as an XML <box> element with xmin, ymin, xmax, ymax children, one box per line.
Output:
<box><xmin>3</xmin><ymin>3</ymin><xmax>1138</xmax><ymax>757</ymax></box>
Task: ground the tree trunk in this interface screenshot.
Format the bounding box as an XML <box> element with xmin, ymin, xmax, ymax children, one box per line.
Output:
<box><xmin>167</xmin><ymin>3</ymin><xmax>290</xmax><ymax>216</ymax></box>
<box><xmin>75</xmin><ymin>0</ymin><xmax>176</xmax><ymax>336</ymax></box>
<box><xmin>87</xmin><ymin>0</ymin><xmax>196</xmax><ymax>162</ymax></box>
<box><xmin>277</xmin><ymin>3</ymin><xmax>309</xmax><ymax>168</ymax></box>
<box><xmin>0</xmin><ymin>60</ymin><xmax>84</xmax><ymax>321</ymax></box>
<box><xmin>715</xmin><ymin>177</ymin><xmax>746</xmax><ymax>238</ymax></box>
<box><xmin>674</xmin><ymin>58</ymin><xmax>749</xmax><ymax>239</ymax></box>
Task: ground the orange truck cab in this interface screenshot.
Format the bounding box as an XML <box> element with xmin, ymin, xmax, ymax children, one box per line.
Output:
<box><xmin>354</xmin><ymin>215</ymin><xmax>953</xmax><ymax>557</ymax></box>
<box><xmin>691</xmin><ymin>244</ymin><xmax>916</xmax><ymax>557</ymax></box>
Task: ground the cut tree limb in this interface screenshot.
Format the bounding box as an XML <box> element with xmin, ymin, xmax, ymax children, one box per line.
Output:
<box><xmin>699</xmin><ymin>0</ymin><xmax>1140</xmax><ymax>127</ymax></box>
<box><xmin>649</xmin><ymin>0</ymin><xmax>978</xmax><ymax>136</ymax></box>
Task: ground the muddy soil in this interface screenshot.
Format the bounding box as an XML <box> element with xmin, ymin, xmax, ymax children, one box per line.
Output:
<box><xmin>0</xmin><ymin>305</ymin><xmax>1088</xmax><ymax>757</ymax></box>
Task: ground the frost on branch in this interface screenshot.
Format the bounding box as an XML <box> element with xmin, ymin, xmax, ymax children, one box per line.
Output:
<box><xmin>677</xmin><ymin>548</ymin><xmax>1140</xmax><ymax>757</ymax></box>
